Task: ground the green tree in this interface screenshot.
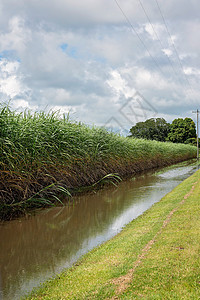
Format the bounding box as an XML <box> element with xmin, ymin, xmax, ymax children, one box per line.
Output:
<box><xmin>167</xmin><ymin>118</ymin><xmax>196</xmax><ymax>144</ymax></box>
<box><xmin>129</xmin><ymin>118</ymin><xmax>170</xmax><ymax>142</ymax></box>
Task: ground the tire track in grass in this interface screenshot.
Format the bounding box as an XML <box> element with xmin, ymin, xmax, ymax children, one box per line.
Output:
<box><xmin>110</xmin><ymin>181</ymin><xmax>198</xmax><ymax>298</ymax></box>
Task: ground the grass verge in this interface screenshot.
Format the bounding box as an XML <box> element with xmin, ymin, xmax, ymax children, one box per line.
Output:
<box><xmin>26</xmin><ymin>168</ymin><xmax>200</xmax><ymax>299</ymax></box>
<box><xmin>0</xmin><ymin>105</ymin><xmax>197</xmax><ymax>220</ymax></box>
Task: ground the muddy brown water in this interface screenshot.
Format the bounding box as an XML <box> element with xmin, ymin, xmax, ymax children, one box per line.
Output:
<box><xmin>0</xmin><ymin>160</ymin><xmax>199</xmax><ymax>300</ymax></box>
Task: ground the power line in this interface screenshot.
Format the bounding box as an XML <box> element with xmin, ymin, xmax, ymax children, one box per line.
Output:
<box><xmin>113</xmin><ymin>0</ymin><xmax>165</xmax><ymax>77</ymax></box>
<box><xmin>192</xmin><ymin>109</ymin><xmax>199</xmax><ymax>161</ymax></box>
<box><xmin>113</xmin><ymin>0</ymin><xmax>196</xmax><ymax>105</ymax></box>
<box><xmin>154</xmin><ymin>0</ymin><xmax>196</xmax><ymax>96</ymax></box>
<box><xmin>137</xmin><ymin>0</ymin><xmax>180</xmax><ymax>82</ymax></box>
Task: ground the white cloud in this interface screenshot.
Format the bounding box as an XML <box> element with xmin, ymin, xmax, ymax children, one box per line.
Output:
<box><xmin>0</xmin><ymin>0</ymin><xmax>199</xmax><ymax>128</ymax></box>
<box><xmin>162</xmin><ymin>48</ymin><xmax>173</xmax><ymax>57</ymax></box>
<box><xmin>12</xmin><ymin>99</ymin><xmax>29</xmax><ymax>109</ymax></box>
<box><xmin>144</xmin><ymin>23</ymin><xmax>165</xmax><ymax>41</ymax></box>
<box><xmin>0</xmin><ymin>60</ymin><xmax>21</xmax><ymax>97</ymax></box>
<box><xmin>107</xmin><ymin>71</ymin><xmax>127</xmax><ymax>96</ymax></box>
<box><xmin>49</xmin><ymin>105</ymin><xmax>76</xmax><ymax>116</ymax></box>
<box><xmin>183</xmin><ymin>67</ymin><xmax>200</xmax><ymax>75</ymax></box>
<box><xmin>0</xmin><ymin>16</ymin><xmax>30</xmax><ymax>55</ymax></box>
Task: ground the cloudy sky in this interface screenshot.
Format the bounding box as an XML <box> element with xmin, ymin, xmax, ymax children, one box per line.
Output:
<box><xmin>0</xmin><ymin>0</ymin><xmax>199</xmax><ymax>134</ymax></box>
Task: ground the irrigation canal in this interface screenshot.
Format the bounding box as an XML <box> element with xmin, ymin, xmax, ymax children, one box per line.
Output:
<box><xmin>0</xmin><ymin>159</ymin><xmax>199</xmax><ymax>300</ymax></box>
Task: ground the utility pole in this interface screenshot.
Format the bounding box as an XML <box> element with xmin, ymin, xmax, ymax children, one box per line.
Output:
<box><xmin>192</xmin><ymin>109</ymin><xmax>199</xmax><ymax>161</ymax></box>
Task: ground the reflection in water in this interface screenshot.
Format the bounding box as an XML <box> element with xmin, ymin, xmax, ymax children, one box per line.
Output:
<box><xmin>0</xmin><ymin>160</ymin><xmax>198</xmax><ymax>299</ymax></box>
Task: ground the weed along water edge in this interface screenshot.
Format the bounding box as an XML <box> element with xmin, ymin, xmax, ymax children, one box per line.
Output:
<box><xmin>0</xmin><ymin>159</ymin><xmax>198</xmax><ymax>299</ymax></box>
<box><xmin>0</xmin><ymin>106</ymin><xmax>197</xmax><ymax>220</ymax></box>
<box><xmin>25</xmin><ymin>164</ymin><xmax>200</xmax><ymax>300</ymax></box>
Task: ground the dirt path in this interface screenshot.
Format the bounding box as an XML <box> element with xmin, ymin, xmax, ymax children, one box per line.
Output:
<box><xmin>111</xmin><ymin>181</ymin><xmax>198</xmax><ymax>299</ymax></box>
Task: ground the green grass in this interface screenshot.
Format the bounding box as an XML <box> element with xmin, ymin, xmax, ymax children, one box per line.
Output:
<box><xmin>0</xmin><ymin>105</ymin><xmax>197</xmax><ymax>219</ymax></box>
<box><xmin>26</xmin><ymin>169</ymin><xmax>200</xmax><ymax>299</ymax></box>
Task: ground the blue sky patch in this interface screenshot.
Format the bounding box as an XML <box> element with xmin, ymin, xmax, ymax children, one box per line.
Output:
<box><xmin>0</xmin><ymin>50</ymin><xmax>21</xmax><ymax>62</ymax></box>
<box><xmin>60</xmin><ymin>43</ymin><xmax>79</xmax><ymax>59</ymax></box>
<box><xmin>60</xmin><ymin>43</ymin><xmax>106</xmax><ymax>63</ymax></box>
<box><xmin>60</xmin><ymin>43</ymin><xmax>68</xmax><ymax>52</ymax></box>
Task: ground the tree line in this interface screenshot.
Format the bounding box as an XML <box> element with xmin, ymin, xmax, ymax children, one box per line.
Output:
<box><xmin>129</xmin><ymin>117</ymin><xmax>197</xmax><ymax>145</ymax></box>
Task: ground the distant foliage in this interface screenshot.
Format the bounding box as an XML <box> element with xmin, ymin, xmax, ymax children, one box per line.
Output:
<box><xmin>166</xmin><ymin>118</ymin><xmax>197</xmax><ymax>144</ymax></box>
<box><xmin>129</xmin><ymin>118</ymin><xmax>170</xmax><ymax>142</ymax></box>
<box><xmin>129</xmin><ymin>117</ymin><xmax>197</xmax><ymax>145</ymax></box>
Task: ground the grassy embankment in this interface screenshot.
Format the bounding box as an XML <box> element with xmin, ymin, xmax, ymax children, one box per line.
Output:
<box><xmin>0</xmin><ymin>106</ymin><xmax>197</xmax><ymax>220</ymax></box>
<box><xmin>27</xmin><ymin>168</ymin><xmax>200</xmax><ymax>299</ymax></box>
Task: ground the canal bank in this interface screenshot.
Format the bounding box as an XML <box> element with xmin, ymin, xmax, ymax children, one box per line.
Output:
<box><xmin>25</xmin><ymin>164</ymin><xmax>200</xmax><ymax>299</ymax></box>
<box><xmin>0</xmin><ymin>160</ymin><xmax>198</xmax><ymax>299</ymax></box>
<box><xmin>0</xmin><ymin>107</ymin><xmax>197</xmax><ymax>221</ymax></box>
